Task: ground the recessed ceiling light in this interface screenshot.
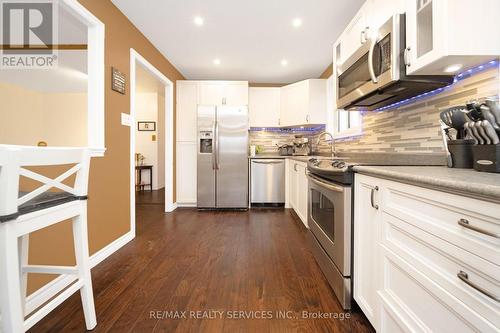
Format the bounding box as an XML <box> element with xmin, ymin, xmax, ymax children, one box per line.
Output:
<box><xmin>194</xmin><ymin>16</ymin><xmax>204</xmax><ymax>26</ymax></box>
<box><xmin>444</xmin><ymin>64</ymin><xmax>462</xmax><ymax>73</ymax></box>
<box><xmin>213</xmin><ymin>58</ymin><xmax>221</xmax><ymax>65</ymax></box>
<box><xmin>281</xmin><ymin>59</ymin><xmax>288</xmax><ymax>66</ymax></box>
<box><xmin>292</xmin><ymin>18</ymin><xmax>302</xmax><ymax>28</ymax></box>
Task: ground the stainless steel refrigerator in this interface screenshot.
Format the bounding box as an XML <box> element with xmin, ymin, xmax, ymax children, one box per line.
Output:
<box><xmin>197</xmin><ymin>105</ymin><xmax>248</xmax><ymax>209</ymax></box>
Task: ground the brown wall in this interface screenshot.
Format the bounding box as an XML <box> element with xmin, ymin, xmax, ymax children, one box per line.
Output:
<box><xmin>27</xmin><ymin>0</ymin><xmax>184</xmax><ymax>293</ymax></box>
<box><xmin>319</xmin><ymin>63</ymin><xmax>333</xmax><ymax>79</ymax></box>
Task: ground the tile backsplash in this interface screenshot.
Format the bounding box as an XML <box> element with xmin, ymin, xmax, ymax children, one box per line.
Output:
<box><xmin>250</xmin><ymin>66</ymin><xmax>499</xmax><ymax>155</ymax></box>
<box><xmin>249</xmin><ymin>128</ymin><xmax>322</xmax><ymax>154</ymax></box>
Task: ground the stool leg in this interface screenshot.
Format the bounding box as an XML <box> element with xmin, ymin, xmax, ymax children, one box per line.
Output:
<box><xmin>0</xmin><ymin>223</ymin><xmax>25</xmax><ymax>333</ymax></box>
<box><xmin>72</xmin><ymin>201</ymin><xmax>97</xmax><ymax>330</ymax></box>
<box><xmin>18</xmin><ymin>234</ymin><xmax>29</xmax><ymax>316</ymax></box>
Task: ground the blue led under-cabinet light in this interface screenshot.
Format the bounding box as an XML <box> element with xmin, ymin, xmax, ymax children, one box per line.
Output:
<box><xmin>373</xmin><ymin>59</ymin><xmax>499</xmax><ymax>112</ymax></box>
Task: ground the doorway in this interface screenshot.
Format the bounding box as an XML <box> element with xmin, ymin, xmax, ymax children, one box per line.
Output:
<box><xmin>130</xmin><ymin>49</ymin><xmax>175</xmax><ymax>237</ymax></box>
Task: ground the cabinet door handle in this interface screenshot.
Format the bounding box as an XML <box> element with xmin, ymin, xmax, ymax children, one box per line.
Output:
<box><xmin>457</xmin><ymin>271</ymin><xmax>500</xmax><ymax>302</ymax></box>
<box><xmin>306</xmin><ymin>115</ymin><xmax>309</xmax><ymax>123</ymax></box>
<box><xmin>294</xmin><ymin>163</ymin><xmax>298</xmax><ymax>171</ymax></box>
<box><xmin>457</xmin><ymin>218</ymin><xmax>500</xmax><ymax>239</ymax></box>
<box><xmin>360</xmin><ymin>26</ymin><xmax>369</xmax><ymax>44</ymax></box>
<box><xmin>370</xmin><ymin>186</ymin><xmax>379</xmax><ymax>210</ymax></box>
<box><xmin>404</xmin><ymin>47</ymin><xmax>411</xmax><ymax>67</ymax></box>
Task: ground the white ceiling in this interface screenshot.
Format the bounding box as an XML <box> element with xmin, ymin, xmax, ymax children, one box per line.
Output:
<box><xmin>111</xmin><ymin>0</ymin><xmax>364</xmax><ymax>83</ymax></box>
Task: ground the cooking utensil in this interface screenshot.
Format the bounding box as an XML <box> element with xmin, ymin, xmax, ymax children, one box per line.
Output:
<box><xmin>475</xmin><ymin>121</ymin><xmax>491</xmax><ymax>145</ymax></box>
<box><xmin>481</xmin><ymin>120</ymin><xmax>500</xmax><ymax>145</ymax></box>
<box><xmin>469</xmin><ymin>121</ymin><xmax>484</xmax><ymax>144</ymax></box>
<box><xmin>480</xmin><ymin>104</ymin><xmax>500</xmax><ymax>131</ymax></box>
<box><xmin>276</xmin><ymin>144</ymin><xmax>293</xmax><ymax>156</ymax></box>
<box><xmin>440</xmin><ymin>106</ymin><xmax>468</xmax><ymax>139</ymax></box>
<box><xmin>439</xmin><ymin>120</ymin><xmax>453</xmax><ymax>167</ymax></box>
<box><xmin>466</xmin><ymin>100</ymin><xmax>483</xmax><ymax>121</ymax></box>
<box><xmin>464</xmin><ymin>122</ymin><xmax>478</xmax><ymax>144</ymax></box>
<box><xmin>485</xmin><ymin>97</ymin><xmax>500</xmax><ymax>127</ymax></box>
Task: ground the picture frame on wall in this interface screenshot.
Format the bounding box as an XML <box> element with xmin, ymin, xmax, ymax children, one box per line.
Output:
<box><xmin>138</xmin><ymin>121</ymin><xmax>156</xmax><ymax>131</ymax></box>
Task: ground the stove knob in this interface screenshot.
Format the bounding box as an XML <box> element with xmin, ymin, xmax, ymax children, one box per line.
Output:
<box><xmin>337</xmin><ymin>162</ymin><xmax>346</xmax><ymax>168</ymax></box>
<box><xmin>331</xmin><ymin>161</ymin><xmax>339</xmax><ymax>167</ymax></box>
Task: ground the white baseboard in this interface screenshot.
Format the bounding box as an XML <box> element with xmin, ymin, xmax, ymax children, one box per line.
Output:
<box><xmin>25</xmin><ymin>231</ymin><xmax>134</xmax><ymax>314</ymax></box>
<box><xmin>165</xmin><ymin>202</ymin><xmax>177</xmax><ymax>212</ymax></box>
<box><xmin>176</xmin><ymin>202</ymin><xmax>196</xmax><ymax>208</ymax></box>
<box><xmin>90</xmin><ymin>231</ymin><xmax>134</xmax><ymax>267</ymax></box>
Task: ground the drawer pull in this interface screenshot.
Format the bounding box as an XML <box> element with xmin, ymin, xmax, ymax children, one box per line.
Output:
<box><xmin>458</xmin><ymin>218</ymin><xmax>500</xmax><ymax>239</ymax></box>
<box><xmin>457</xmin><ymin>271</ymin><xmax>500</xmax><ymax>302</ymax></box>
<box><xmin>370</xmin><ymin>186</ymin><xmax>379</xmax><ymax>210</ymax></box>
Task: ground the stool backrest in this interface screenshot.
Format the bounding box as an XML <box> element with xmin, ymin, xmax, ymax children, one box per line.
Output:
<box><xmin>0</xmin><ymin>145</ymin><xmax>91</xmax><ymax>217</ymax></box>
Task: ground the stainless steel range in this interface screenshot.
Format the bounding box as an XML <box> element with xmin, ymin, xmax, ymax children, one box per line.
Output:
<box><xmin>306</xmin><ymin>157</ymin><xmax>357</xmax><ymax>310</ymax></box>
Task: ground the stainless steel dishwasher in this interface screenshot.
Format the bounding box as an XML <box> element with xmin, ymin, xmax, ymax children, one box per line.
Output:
<box><xmin>250</xmin><ymin>159</ymin><xmax>285</xmax><ymax>206</ymax></box>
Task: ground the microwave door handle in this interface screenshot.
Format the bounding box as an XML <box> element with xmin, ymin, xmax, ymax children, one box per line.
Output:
<box><xmin>368</xmin><ymin>36</ymin><xmax>378</xmax><ymax>84</ymax></box>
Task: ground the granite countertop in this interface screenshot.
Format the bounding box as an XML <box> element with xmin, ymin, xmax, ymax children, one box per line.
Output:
<box><xmin>248</xmin><ymin>155</ymin><xmax>327</xmax><ymax>161</ymax></box>
<box><xmin>353</xmin><ymin>165</ymin><xmax>500</xmax><ymax>202</ymax></box>
<box><xmin>248</xmin><ymin>154</ymin><xmax>287</xmax><ymax>159</ymax></box>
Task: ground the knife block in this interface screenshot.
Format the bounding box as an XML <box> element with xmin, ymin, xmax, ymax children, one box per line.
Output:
<box><xmin>472</xmin><ymin>144</ymin><xmax>500</xmax><ymax>173</ymax></box>
<box><xmin>448</xmin><ymin>139</ymin><xmax>475</xmax><ymax>168</ymax></box>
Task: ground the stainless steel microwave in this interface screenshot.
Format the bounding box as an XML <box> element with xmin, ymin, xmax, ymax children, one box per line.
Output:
<box><xmin>336</xmin><ymin>14</ymin><xmax>454</xmax><ymax>111</ymax></box>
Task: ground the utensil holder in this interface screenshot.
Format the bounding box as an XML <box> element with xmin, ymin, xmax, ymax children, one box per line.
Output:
<box><xmin>472</xmin><ymin>144</ymin><xmax>500</xmax><ymax>173</ymax></box>
<box><xmin>448</xmin><ymin>139</ymin><xmax>475</xmax><ymax>168</ymax></box>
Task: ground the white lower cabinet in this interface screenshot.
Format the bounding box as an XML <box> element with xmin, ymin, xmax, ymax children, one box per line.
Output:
<box><xmin>176</xmin><ymin>142</ymin><xmax>197</xmax><ymax>205</ymax></box>
<box><xmin>354</xmin><ymin>173</ymin><xmax>500</xmax><ymax>332</ymax></box>
<box><xmin>353</xmin><ymin>175</ymin><xmax>381</xmax><ymax>328</ymax></box>
<box><xmin>287</xmin><ymin>159</ymin><xmax>308</xmax><ymax>228</ymax></box>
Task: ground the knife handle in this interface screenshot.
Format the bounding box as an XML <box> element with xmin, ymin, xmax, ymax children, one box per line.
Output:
<box><xmin>481</xmin><ymin>105</ymin><xmax>500</xmax><ymax>131</ymax></box>
<box><xmin>482</xmin><ymin>120</ymin><xmax>500</xmax><ymax>145</ymax></box>
<box><xmin>470</xmin><ymin>121</ymin><xmax>484</xmax><ymax>144</ymax></box>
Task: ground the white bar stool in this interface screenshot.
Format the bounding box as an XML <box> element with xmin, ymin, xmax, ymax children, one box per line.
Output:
<box><xmin>0</xmin><ymin>145</ymin><xmax>96</xmax><ymax>332</ymax></box>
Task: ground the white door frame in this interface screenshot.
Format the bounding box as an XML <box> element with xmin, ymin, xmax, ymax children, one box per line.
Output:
<box><xmin>61</xmin><ymin>0</ymin><xmax>105</xmax><ymax>156</ymax></box>
<box><xmin>130</xmin><ymin>49</ymin><xmax>176</xmax><ymax>236</ymax></box>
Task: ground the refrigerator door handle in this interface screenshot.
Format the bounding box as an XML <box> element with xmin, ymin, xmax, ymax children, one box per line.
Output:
<box><xmin>211</xmin><ymin>120</ymin><xmax>217</xmax><ymax>170</ymax></box>
<box><xmin>215</xmin><ymin>120</ymin><xmax>220</xmax><ymax>169</ymax></box>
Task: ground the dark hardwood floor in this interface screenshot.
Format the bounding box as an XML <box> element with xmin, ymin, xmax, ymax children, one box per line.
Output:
<box><xmin>29</xmin><ymin>204</ymin><xmax>374</xmax><ymax>332</ymax></box>
<box><xmin>136</xmin><ymin>189</ymin><xmax>165</xmax><ymax>205</ymax></box>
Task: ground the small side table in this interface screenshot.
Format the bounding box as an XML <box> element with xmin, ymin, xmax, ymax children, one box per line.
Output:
<box><xmin>135</xmin><ymin>165</ymin><xmax>153</xmax><ymax>191</ymax></box>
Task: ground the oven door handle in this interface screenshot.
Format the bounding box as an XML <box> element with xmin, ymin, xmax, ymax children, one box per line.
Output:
<box><xmin>307</xmin><ymin>173</ymin><xmax>344</xmax><ymax>193</ymax></box>
<box><xmin>368</xmin><ymin>35</ymin><xmax>378</xmax><ymax>84</ymax></box>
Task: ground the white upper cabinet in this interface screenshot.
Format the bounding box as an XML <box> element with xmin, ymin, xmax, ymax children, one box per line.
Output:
<box><xmin>338</xmin><ymin>3</ymin><xmax>369</xmax><ymax>65</ymax></box>
<box><xmin>176</xmin><ymin>81</ymin><xmax>199</xmax><ymax>142</ymax></box>
<box><xmin>337</xmin><ymin>0</ymin><xmax>405</xmax><ymax>64</ymax></box>
<box><xmin>198</xmin><ymin>81</ymin><xmax>248</xmax><ymax>106</ymax></box>
<box><xmin>249</xmin><ymin>87</ymin><xmax>281</xmax><ymax>127</ymax></box>
<box><xmin>368</xmin><ymin>0</ymin><xmax>405</xmax><ymax>32</ymax></box>
<box><xmin>280</xmin><ymin>81</ymin><xmax>307</xmax><ymax>126</ymax></box>
<box><xmin>405</xmin><ymin>0</ymin><xmax>500</xmax><ymax>75</ymax></box>
<box><xmin>280</xmin><ymin>79</ymin><xmax>327</xmax><ymax>127</ymax></box>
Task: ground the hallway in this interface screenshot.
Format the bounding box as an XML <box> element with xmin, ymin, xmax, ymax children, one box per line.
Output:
<box><xmin>30</xmin><ymin>207</ymin><xmax>373</xmax><ymax>332</ymax></box>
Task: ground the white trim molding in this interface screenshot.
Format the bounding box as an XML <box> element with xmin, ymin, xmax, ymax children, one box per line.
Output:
<box><xmin>60</xmin><ymin>0</ymin><xmax>106</xmax><ymax>157</ymax></box>
<box><xmin>130</xmin><ymin>49</ymin><xmax>176</xmax><ymax>237</ymax></box>
<box><xmin>25</xmin><ymin>231</ymin><xmax>134</xmax><ymax>315</ymax></box>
